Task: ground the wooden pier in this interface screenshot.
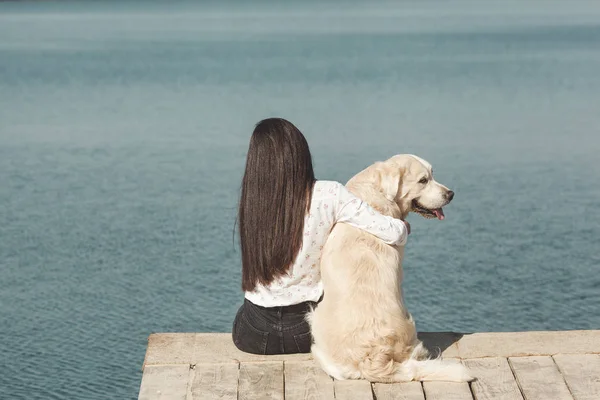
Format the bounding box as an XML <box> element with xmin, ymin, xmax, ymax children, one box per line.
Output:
<box><xmin>138</xmin><ymin>330</ymin><xmax>600</xmax><ymax>400</ymax></box>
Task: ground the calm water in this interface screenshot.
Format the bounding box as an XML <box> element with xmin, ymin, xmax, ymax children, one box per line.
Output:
<box><xmin>1</xmin><ymin>1</ymin><xmax>600</xmax><ymax>398</ymax></box>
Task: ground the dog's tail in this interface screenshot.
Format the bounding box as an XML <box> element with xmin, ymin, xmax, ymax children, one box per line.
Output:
<box><xmin>393</xmin><ymin>358</ymin><xmax>474</xmax><ymax>382</ymax></box>
<box><xmin>359</xmin><ymin>349</ymin><xmax>474</xmax><ymax>383</ymax></box>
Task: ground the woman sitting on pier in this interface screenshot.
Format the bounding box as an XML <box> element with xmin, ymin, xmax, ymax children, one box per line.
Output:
<box><xmin>233</xmin><ymin>117</ymin><xmax>410</xmax><ymax>355</ymax></box>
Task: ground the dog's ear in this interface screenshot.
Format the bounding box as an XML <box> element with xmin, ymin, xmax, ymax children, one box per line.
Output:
<box><xmin>376</xmin><ymin>164</ymin><xmax>402</xmax><ymax>202</ymax></box>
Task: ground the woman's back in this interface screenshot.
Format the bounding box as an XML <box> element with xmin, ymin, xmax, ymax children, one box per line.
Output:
<box><xmin>246</xmin><ymin>180</ymin><xmax>407</xmax><ymax>307</ymax></box>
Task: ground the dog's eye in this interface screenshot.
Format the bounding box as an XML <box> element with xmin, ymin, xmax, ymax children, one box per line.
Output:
<box><xmin>419</xmin><ymin>177</ymin><xmax>428</xmax><ymax>184</ymax></box>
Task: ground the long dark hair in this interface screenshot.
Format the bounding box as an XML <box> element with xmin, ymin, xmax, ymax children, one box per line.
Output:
<box><xmin>238</xmin><ymin>118</ymin><xmax>316</xmax><ymax>292</ymax></box>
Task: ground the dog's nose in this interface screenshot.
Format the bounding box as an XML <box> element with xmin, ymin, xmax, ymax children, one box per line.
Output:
<box><xmin>446</xmin><ymin>190</ymin><xmax>454</xmax><ymax>201</ymax></box>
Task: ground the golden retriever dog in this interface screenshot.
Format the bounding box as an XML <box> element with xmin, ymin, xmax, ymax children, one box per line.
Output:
<box><xmin>309</xmin><ymin>154</ymin><xmax>473</xmax><ymax>382</ymax></box>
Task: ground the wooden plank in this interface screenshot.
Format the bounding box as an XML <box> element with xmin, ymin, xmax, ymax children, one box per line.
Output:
<box><xmin>191</xmin><ymin>333</ymin><xmax>313</xmax><ymax>364</ymax></box>
<box><xmin>464</xmin><ymin>358</ymin><xmax>523</xmax><ymax>400</ymax></box>
<box><xmin>553</xmin><ymin>354</ymin><xmax>600</xmax><ymax>400</ymax></box>
<box><xmin>372</xmin><ymin>382</ymin><xmax>425</xmax><ymax>400</ymax></box>
<box><xmin>189</xmin><ymin>363</ymin><xmax>239</xmax><ymax>400</ymax></box>
<box><xmin>239</xmin><ymin>362</ymin><xmax>284</xmax><ymax>400</ymax></box>
<box><xmin>284</xmin><ymin>361</ymin><xmax>335</xmax><ymax>400</ymax></box>
<box><xmin>508</xmin><ymin>356</ymin><xmax>573</xmax><ymax>400</ymax></box>
<box><xmin>457</xmin><ymin>331</ymin><xmax>600</xmax><ymax>359</ymax></box>
<box><xmin>138</xmin><ymin>365</ymin><xmax>190</xmax><ymax>400</ymax></box>
<box><xmin>144</xmin><ymin>333</ymin><xmax>312</xmax><ymax>367</ymax></box>
<box><xmin>142</xmin><ymin>331</ymin><xmax>600</xmax><ymax>367</ymax></box>
<box><xmin>423</xmin><ymin>382</ymin><xmax>472</xmax><ymax>400</ymax></box>
<box><xmin>139</xmin><ymin>331</ymin><xmax>600</xmax><ymax>400</ymax></box>
<box><xmin>333</xmin><ymin>380</ymin><xmax>373</xmax><ymax>399</ymax></box>
<box><xmin>422</xmin><ymin>359</ymin><xmax>472</xmax><ymax>400</ymax></box>
<box><xmin>144</xmin><ymin>333</ymin><xmax>195</xmax><ymax>367</ymax></box>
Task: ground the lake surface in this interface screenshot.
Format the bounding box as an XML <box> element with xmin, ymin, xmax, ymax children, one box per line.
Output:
<box><xmin>1</xmin><ymin>1</ymin><xmax>600</xmax><ymax>398</ymax></box>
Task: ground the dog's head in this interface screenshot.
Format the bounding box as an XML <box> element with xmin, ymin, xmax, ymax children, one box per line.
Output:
<box><xmin>348</xmin><ymin>154</ymin><xmax>454</xmax><ymax>220</ymax></box>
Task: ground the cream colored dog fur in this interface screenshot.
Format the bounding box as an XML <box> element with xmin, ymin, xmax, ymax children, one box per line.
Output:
<box><xmin>309</xmin><ymin>154</ymin><xmax>473</xmax><ymax>382</ymax></box>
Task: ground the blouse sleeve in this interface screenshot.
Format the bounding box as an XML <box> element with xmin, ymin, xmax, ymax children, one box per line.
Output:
<box><xmin>332</xmin><ymin>182</ymin><xmax>408</xmax><ymax>246</ymax></box>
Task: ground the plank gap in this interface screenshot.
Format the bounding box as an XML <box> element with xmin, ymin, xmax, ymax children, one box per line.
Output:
<box><xmin>236</xmin><ymin>362</ymin><xmax>241</xmax><ymax>400</ymax></box>
<box><xmin>332</xmin><ymin>378</ymin><xmax>336</xmax><ymax>399</ymax></box>
<box><xmin>506</xmin><ymin>358</ymin><xmax>527</xmax><ymax>400</ymax></box>
<box><xmin>509</xmin><ymin>356</ymin><xmax>573</xmax><ymax>400</ymax></box>
<box><xmin>185</xmin><ymin>365</ymin><xmax>196</xmax><ymax>400</ymax></box>
<box><xmin>468</xmin><ymin>381</ymin><xmax>475</xmax><ymax>400</ymax></box>
<box><xmin>464</xmin><ymin>357</ymin><xmax>524</xmax><ymax>400</ymax></box>
<box><xmin>552</xmin><ymin>355</ymin><xmax>576</xmax><ymax>400</ymax></box>
<box><xmin>553</xmin><ymin>354</ymin><xmax>600</xmax><ymax>400</ymax></box>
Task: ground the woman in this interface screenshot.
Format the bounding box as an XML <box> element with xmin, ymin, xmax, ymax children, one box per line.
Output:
<box><xmin>233</xmin><ymin>118</ymin><xmax>409</xmax><ymax>355</ymax></box>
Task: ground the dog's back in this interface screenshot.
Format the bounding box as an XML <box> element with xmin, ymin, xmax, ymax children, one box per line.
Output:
<box><xmin>310</xmin><ymin>184</ymin><xmax>422</xmax><ymax>381</ymax></box>
<box><xmin>309</xmin><ymin>158</ymin><xmax>473</xmax><ymax>383</ymax></box>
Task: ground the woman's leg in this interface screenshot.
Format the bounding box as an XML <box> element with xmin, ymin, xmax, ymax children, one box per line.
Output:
<box><xmin>232</xmin><ymin>301</ymin><xmax>270</xmax><ymax>354</ymax></box>
<box><xmin>280</xmin><ymin>303</ymin><xmax>316</xmax><ymax>354</ymax></box>
<box><xmin>282</xmin><ymin>320</ymin><xmax>313</xmax><ymax>353</ymax></box>
<box><xmin>232</xmin><ymin>299</ymin><xmax>316</xmax><ymax>355</ymax></box>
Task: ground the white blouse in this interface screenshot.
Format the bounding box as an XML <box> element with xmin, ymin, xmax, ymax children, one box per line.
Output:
<box><xmin>245</xmin><ymin>180</ymin><xmax>408</xmax><ymax>307</ymax></box>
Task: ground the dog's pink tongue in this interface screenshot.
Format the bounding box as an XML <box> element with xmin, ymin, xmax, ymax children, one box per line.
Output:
<box><xmin>433</xmin><ymin>208</ymin><xmax>445</xmax><ymax>220</ymax></box>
